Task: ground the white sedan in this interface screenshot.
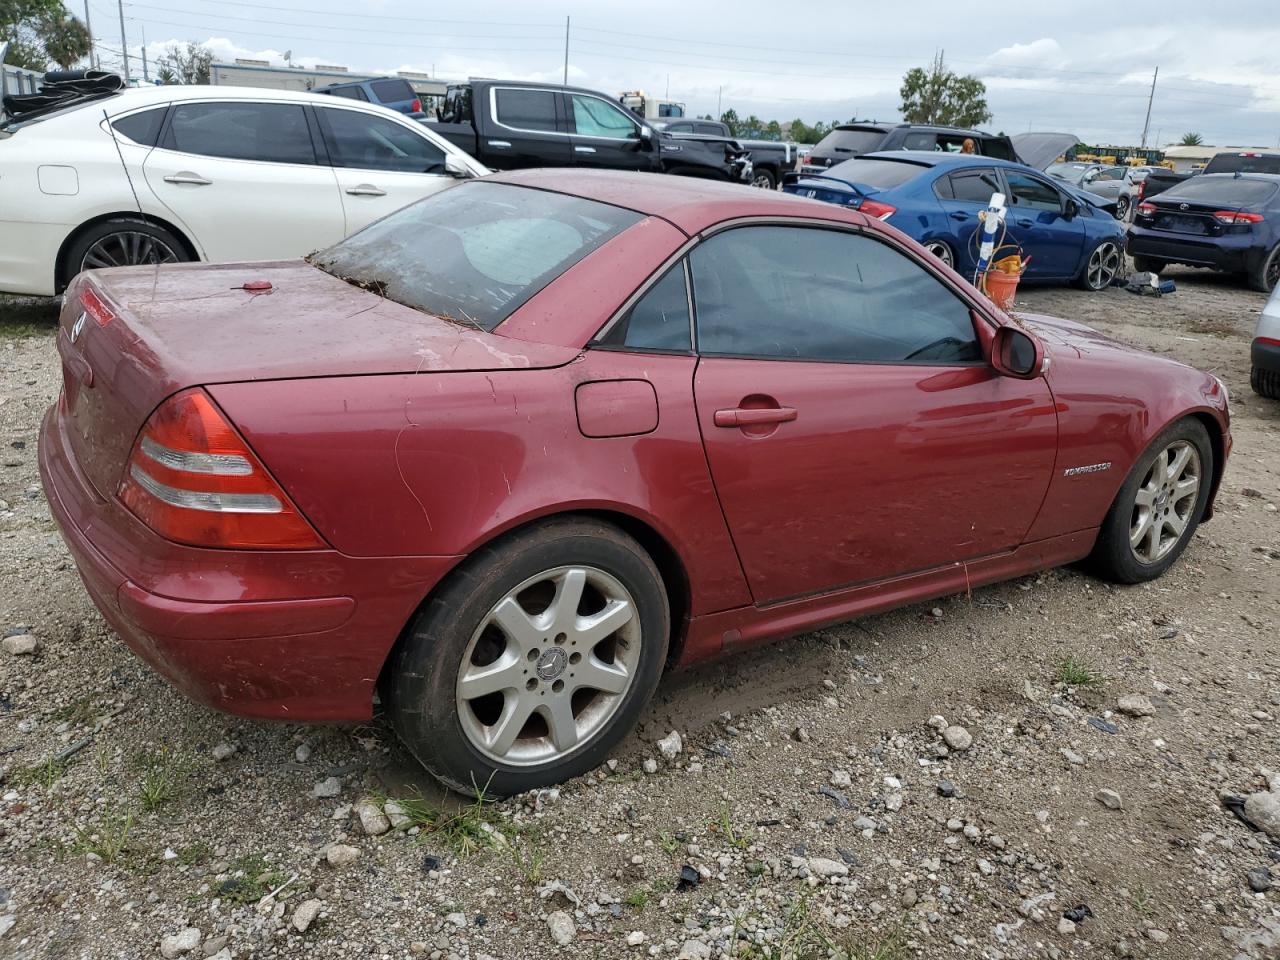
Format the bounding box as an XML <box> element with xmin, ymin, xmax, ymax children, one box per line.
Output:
<box><xmin>0</xmin><ymin>85</ymin><xmax>488</xmax><ymax>296</ymax></box>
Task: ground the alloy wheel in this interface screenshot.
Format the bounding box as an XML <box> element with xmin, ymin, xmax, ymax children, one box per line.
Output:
<box><xmin>1129</xmin><ymin>440</ymin><xmax>1201</xmax><ymax>564</ymax></box>
<box><xmin>1086</xmin><ymin>241</ymin><xmax>1122</xmax><ymax>290</ymax></box>
<box><xmin>750</xmin><ymin>173</ymin><xmax>774</xmax><ymax>190</ymax></box>
<box><xmin>1116</xmin><ymin>196</ymin><xmax>1130</xmax><ymax>220</ymax></box>
<box><xmin>81</xmin><ymin>231</ymin><xmax>181</xmax><ymax>272</ymax></box>
<box><xmin>924</xmin><ymin>241</ymin><xmax>953</xmax><ymax>269</ymax></box>
<box><xmin>455</xmin><ymin>565</ymin><xmax>641</xmax><ymax>767</ymax></box>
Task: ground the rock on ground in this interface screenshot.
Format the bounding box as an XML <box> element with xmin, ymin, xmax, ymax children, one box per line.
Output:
<box><xmin>356</xmin><ymin>799</ymin><xmax>391</xmax><ymax>836</ymax></box>
<box><xmin>1</xmin><ymin>633</ymin><xmax>37</xmax><ymax>655</ymax></box>
<box><xmin>291</xmin><ymin>898</ymin><xmax>322</xmax><ymax>933</ymax></box>
<box><xmin>1244</xmin><ymin>790</ymin><xmax>1280</xmax><ymax>839</ymax></box>
<box><xmin>656</xmin><ymin>730</ymin><xmax>683</xmax><ymax>759</ymax></box>
<box><xmin>159</xmin><ymin>928</ymin><xmax>201</xmax><ymax>959</ymax></box>
<box><xmin>325</xmin><ymin>844</ymin><xmax>360</xmax><ymax>868</ymax></box>
<box><xmin>942</xmin><ymin>725</ymin><xmax>973</xmax><ymax>751</ymax></box>
<box><xmin>1117</xmin><ymin>694</ymin><xmax>1156</xmax><ymax>717</ymax></box>
<box><xmin>1095</xmin><ymin>788</ymin><xmax>1124</xmax><ymax>810</ymax></box>
<box><xmin>547</xmin><ymin>910</ymin><xmax>576</xmax><ymax>946</ymax></box>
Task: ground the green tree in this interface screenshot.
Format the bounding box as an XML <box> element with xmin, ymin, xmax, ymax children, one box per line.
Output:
<box><xmin>764</xmin><ymin>119</ymin><xmax>782</xmax><ymax>141</ymax></box>
<box><xmin>1</xmin><ymin>0</ymin><xmax>92</xmax><ymax>70</ymax></box>
<box><xmin>899</xmin><ymin>52</ymin><xmax>991</xmax><ymax>127</ymax></box>
<box><xmin>1179</xmin><ymin>131</ymin><xmax>1204</xmax><ymax>146</ymax></box>
<box><xmin>741</xmin><ymin>114</ymin><xmax>763</xmax><ymax>138</ymax></box>
<box><xmin>718</xmin><ymin>108</ymin><xmax>740</xmax><ymax>137</ymax></box>
<box><xmin>156</xmin><ymin>42</ymin><xmax>212</xmax><ymax>85</ymax></box>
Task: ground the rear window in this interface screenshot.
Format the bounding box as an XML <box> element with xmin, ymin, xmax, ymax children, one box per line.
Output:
<box><xmin>1203</xmin><ymin>153</ymin><xmax>1280</xmax><ymax>176</ymax></box>
<box><xmin>826</xmin><ymin>158</ymin><xmax>925</xmax><ymax>189</ymax></box>
<box><xmin>111</xmin><ymin>107</ymin><xmax>167</xmax><ymax>146</ymax></box>
<box><xmin>1164</xmin><ymin>177</ymin><xmax>1279</xmax><ymax>207</ymax></box>
<box><xmin>325</xmin><ymin>85</ymin><xmax>368</xmax><ymax>101</ymax></box>
<box><xmin>311</xmin><ymin>182</ymin><xmax>643</xmax><ymax>330</ymax></box>
<box><xmin>813</xmin><ymin>128</ymin><xmax>887</xmax><ymax>155</ymax></box>
<box><xmin>371</xmin><ymin>79</ymin><xmax>414</xmax><ymax>103</ymax></box>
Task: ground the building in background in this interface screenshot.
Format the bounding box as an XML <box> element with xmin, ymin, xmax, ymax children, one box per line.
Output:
<box><xmin>210</xmin><ymin>60</ymin><xmax>448</xmax><ymax>112</ymax></box>
<box><xmin>1160</xmin><ymin>144</ymin><xmax>1279</xmax><ymax>173</ymax></box>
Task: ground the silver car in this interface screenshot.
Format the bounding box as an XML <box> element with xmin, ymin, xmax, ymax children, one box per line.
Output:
<box><xmin>1253</xmin><ymin>282</ymin><xmax>1280</xmax><ymax>399</ymax></box>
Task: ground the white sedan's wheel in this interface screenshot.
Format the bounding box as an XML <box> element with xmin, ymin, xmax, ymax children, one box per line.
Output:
<box><xmin>456</xmin><ymin>565</ymin><xmax>641</xmax><ymax>767</ymax></box>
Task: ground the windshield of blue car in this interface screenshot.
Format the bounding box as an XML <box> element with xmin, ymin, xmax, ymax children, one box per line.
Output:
<box><xmin>813</xmin><ymin>128</ymin><xmax>887</xmax><ymax>155</ymax></box>
<box><xmin>311</xmin><ymin>181</ymin><xmax>643</xmax><ymax>330</ymax></box>
<box><xmin>825</xmin><ymin>158</ymin><xmax>926</xmax><ymax>189</ymax></box>
<box><xmin>1161</xmin><ymin>177</ymin><xmax>1279</xmax><ymax>207</ymax></box>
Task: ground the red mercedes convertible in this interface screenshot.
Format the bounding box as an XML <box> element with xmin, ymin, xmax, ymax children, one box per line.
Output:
<box><xmin>40</xmin><ymin>170</ymin><xmax>1231</xmax><ymax>795</ymax></box>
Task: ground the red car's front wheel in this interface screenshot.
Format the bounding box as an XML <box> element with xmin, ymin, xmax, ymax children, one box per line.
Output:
<box><xmin>386</xmin><ymin>518</ymin><xmax>669</xmax><ymax>797</ymax></box>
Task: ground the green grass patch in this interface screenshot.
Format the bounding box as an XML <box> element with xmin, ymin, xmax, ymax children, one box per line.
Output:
<box><xmin>73</xmin><ymin>809</ymin><xmax>134</xmax><ymax>863</ymax></box>
<box><xmin>1056</xmin><ymin>655</ymin><xmax>1105</xmax><ymax>687</ymax></box>
<box><xmin>10</xmin><ymin>757</ymin><xmax>69</xmax><ymax>789</ymax></box>
<box><xmin>0</xmin><ymin>295</ymin><xmax>59</xmax><ymax>339</ymax></box>
<box><xmin>384</xmin><ymin>783</ymin><xmax>504</xmax><ymax>857</ymax></box>
<box><xmin>217</xmin><ymin>854</ymin><xmax>288</xmax><ymax>905</ymax></box>
<box><xmin>133</xmin><ymin>748</ymin><xmax>190</xmax><ymax>811</ymax></box>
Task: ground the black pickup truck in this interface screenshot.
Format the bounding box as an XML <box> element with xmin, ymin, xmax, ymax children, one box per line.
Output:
<box><xmin>427</xmin><ymin>80</ymin><xmax>751</xmax><ymax>183</ymax></box>
<box><xmin>653</xmin><ymin>118</ymin><xmax>797</xmax><ymax>189</ymax></box>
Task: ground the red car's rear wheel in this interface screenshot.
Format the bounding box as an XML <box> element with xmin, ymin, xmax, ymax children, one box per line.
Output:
<box><xmin>386</xmin><ymin>518</ymin><xmax>669</xmax><ymax>796</ymax></box>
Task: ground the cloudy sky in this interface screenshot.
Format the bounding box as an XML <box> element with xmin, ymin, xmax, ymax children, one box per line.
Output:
<box><xmin>82</xmin><ymin>0</ymin><xmax>1280</xmax><ymax>148</ymax></box>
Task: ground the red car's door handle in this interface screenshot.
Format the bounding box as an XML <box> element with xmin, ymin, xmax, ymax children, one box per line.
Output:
<box><xmin>713</xmin><ymin>406</ymin><xmax>797</xmax><ymax>428</ymax></box>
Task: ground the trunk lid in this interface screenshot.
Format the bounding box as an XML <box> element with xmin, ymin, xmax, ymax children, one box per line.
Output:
<box><xmin>1141</xmin><ymin>177</ymin><xmax>1277</xmax><ymax>237</ymax></box>
<box><xmin>56</xmin><ymin>260</ymin><xmax>577</xmax><ymax>500</ymax></box>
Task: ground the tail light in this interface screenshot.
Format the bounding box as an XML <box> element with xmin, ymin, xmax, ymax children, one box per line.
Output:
<box><xmin>1137</xmin><ymin>180</ymin><xmax>1146</xmax><ymax>201</ymax></box>
<box><xmin>1212</xmin><ymin>210</ymin><xmax>1263</xmax><ymax>224</ymax></box>
<box><xmin>859</xmin><ymin>198</ymin><xmax>897</xmax><ymax>220</ymax></box>
<box><xmin>1137</xmin><ymin>201</ymin><xmax>1156</xmax><ymax>217</ymax></box>
<box><xmin>81</xmin><ymin>286</ymin><xmax>115</xmax><ymax>327</ymax></box>
<box><xmin>411</xmin><ymin>98</ymin><xmax>422</xmax><ymax>113</ymax></box>
<box><xmin>119</xmin><ymin>389</ymin><xmax>323</xmax><ymax>549</ymax></box>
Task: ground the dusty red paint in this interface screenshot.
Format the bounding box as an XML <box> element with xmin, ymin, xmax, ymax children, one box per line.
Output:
<box><xmin>39</xmin><ymin>169</ymin><xmax>1231</xmax><ymax>722</ymax></box>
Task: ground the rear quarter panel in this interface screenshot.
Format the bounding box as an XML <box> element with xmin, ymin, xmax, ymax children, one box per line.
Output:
<box><xmin>208</xmin><ymin>350</ymin><xmax>753</xmax><ymax>618</ymax></box>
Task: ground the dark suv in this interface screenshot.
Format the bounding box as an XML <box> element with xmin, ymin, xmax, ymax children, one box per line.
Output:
<box><xmin>314</xmin><ymin>77</ymin><xmax>424</xmax><ymax>118</ymax></box>
<box><xmin>802</xmin><ymin>123</ymin><xmax>1019</xmax><ymax>172</ymax></box>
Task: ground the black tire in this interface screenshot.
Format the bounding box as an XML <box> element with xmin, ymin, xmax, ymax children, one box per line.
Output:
<box><xmin>1115</xmin><ymin>195</ymin><xmax>1131</xmax><ymax>221</ymax></box>
<box><xmin>1087</xmin><ymin>418</ymin><xmax>1213</xmax><ymax>585</ymax></box>
<box><xmin>385</xmin><ymin>517</ymin><xmax>670</xmax><ymax>797</ymax></box>
<box><xmin>1252</xmin><ymin>365</ymin><xmax>1280</xmax><ymax>399</ymax></box>
<box><xmin>1246</xmin><ymin>243</ymin><xmax>1280</xmax><ymax>294</ymax></box>
<box><xmin>60</xmin><ymin>217</ymin><xmax>190</xmax><ymax>290</ymax></box>
<box><xmin>1131</xmin><ymin>255</ymin><xmax>1166</xmax><ymax>275</ymax></box>
<box><xmin>750</xmin><ymin>168</ymin><xmax>777</xmax><ymax>190</ymax></box>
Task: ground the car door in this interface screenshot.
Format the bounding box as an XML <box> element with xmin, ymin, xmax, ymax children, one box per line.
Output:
<box><xmin>487</xmin><ymin>86</ymin><xmax>571</xmax><ymax>169</ymax></box>
<box><xmin>567</xmin><ymin>92</ymin><xmax>655</xmax><ymax>172</ymax></box>
<box><xmin>1000</xmin><ymin>169</ymin><xmax>1086</xmax><ymax>279</ymax></box>
<box><xmin>141</xmin><ymin>100</ymin><xmax>346</xmax><ymax>262</ymax></box>
<box><xmin>313</xmin><ymin>105</ymin><xmax>457</xmax><ymax>235</ymax></box>
<box><xmin>933</xmin><ymin>166</ymin><xmax>1003</xmax><ymax>274</ymax></box>
<box><xmin>690</xmin><ymin>224</ymin><xmax>1058</xmax><ymax>604</ymax></box>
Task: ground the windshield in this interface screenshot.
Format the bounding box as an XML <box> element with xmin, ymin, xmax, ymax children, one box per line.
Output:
<box><xmin>826</xmin><ymin>157</ymin><xmax>926</xmax><ymax>189</ymax></box>
<box><xmin>1161</xmin><ymin>176</ymin><xmax>1279</xmax><ymax>207</ymax></box>
<box><xmin>1203</xmin><ymin>153</ymin><xmax>1280</xmax><ymax>176</ymax></box>
<box><xmin>813</xmin><ymin>128</ymin><xmax>887</xmax><ymax>156</ymax></box>
<box><xmin>1046</xmin><ymin>163</ymin><xmax>1090</xmax><ymax>184</ymax></box>
<box><xmin>311</xmin><ymin>182</ymin><xmax>643</xmax><ymax>330</ymax></box>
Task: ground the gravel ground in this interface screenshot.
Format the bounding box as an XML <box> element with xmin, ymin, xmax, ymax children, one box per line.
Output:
<box><xmin>1</xmin><ymin>268</ymin><xmax>1278</xmax><ymax>960</ymax></box>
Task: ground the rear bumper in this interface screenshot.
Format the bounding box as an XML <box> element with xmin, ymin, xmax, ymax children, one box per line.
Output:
<box><xmin>1253</xmin><ymin>338</ymin><xmax>1280</xmax><ymax>375</ymax></box>
<box><xmin>1125</xmin><ymin>227</ymin><xmax>1267</xmax><ymax>273</ymax></box>
<box><xmin>38</xmin><ymin>399</ymin><xmax>461</xmax><ymax>721</ymax></box>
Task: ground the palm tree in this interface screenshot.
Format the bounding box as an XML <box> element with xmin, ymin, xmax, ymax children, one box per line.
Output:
<box><xmin>1180</xmin><ymin>132</ymin><xmax>1204</xmax><ymax>146</ymax></box>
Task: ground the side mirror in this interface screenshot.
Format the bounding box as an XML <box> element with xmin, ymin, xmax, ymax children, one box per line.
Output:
<box><xmin>444</xmin><ymin>154</ymin><xmax>472</xmax><ymax>178</ymax></box>
<box><xmin>1064</xmin><ymin>198</ymin><xmax>1079</xmax><ymax>219</ymax></box>
<box><xmin>1083</xmin><ymin>171</ymin><xmax>1098</xmax><ymax>183</ymax></box>
<box><xmin>990</xmin><ymin>325</ymin><xmax>1044</xmax><ymax>379</ymax></box>
<box><xmin>639</xmin><ymin>125</ymin><xmax>653</xmax><ymax>142</ymax></box>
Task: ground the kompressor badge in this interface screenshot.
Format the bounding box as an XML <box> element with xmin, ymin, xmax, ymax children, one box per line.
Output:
<box><xmin>1063</xmin><ymin>462</ymin><xmax>1112</xmax><ymax>477</ymax></box>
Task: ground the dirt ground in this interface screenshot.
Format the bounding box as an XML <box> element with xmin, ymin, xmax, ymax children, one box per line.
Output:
<box><xmin>1</xmin><ymin>267</ymin><xmax>1278</xmax><ymax>960</ymax></box>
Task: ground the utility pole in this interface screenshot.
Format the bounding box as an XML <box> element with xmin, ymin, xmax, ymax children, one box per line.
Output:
<box><xmin>141</xmin><ymin>26</ymin><xmax>149</xmax><ymax>82</ymax></box>
<box><xmin>116</xmin><ymin>0</ymin><xmax>130</xmax><ymax>81</ymax></box>
<box><xmin>716</xmin><ymin>85</ymin><xmax>722</xmax><ymax>117</ymax></box>
<box><xmin>83</xmin><ymin>0</ymin><xmax>96</xmax><ymax>69</ymax></box>
<box><xmin>562</xmin><ymin>16</ymin><xmax>569</xmax><ymax>85</ymax></box>
<box><xmin>1139</xmin><ymin>66</ymin><xmax>1158</xmax><ymax>149</ymax></box>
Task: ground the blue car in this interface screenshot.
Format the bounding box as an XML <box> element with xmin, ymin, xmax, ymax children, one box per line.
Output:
<box><xmin>1128</xmin><ymin>173</ymin><xmax>1280</xmax><ymax>293</ymax></box>
<box><xmin>782</xmin><ymin>152</ymin><xmax>1127</xmax><ymax>291</ymax></box>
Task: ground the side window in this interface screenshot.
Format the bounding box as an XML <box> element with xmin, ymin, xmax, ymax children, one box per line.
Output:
<box><xmin>570</xmin><ymin>95</ymin><xmax>637</xmax><ymax>139</ymax></box>
<box><xmin>111</xmin><ymin>107</ymin><xmax>166</xmax><ymax>146</ymax></box>
<box><xmin>599</xmin><ymin>263</ymin><xmax>691</xmax><ymax>352</ymax></box>
<box><xmin>947</xmin><ymin>168</ymin><xmax>1002</xmax><ymax>203</ymax></box>
<box><xmin>327</xmin><ymin>86</ymin><xmax>368</xmax><ymax>101</ymax></box>
<box><xmin>696</xmin><ymin>123</ymin><xmax>722</xmax><ymax>136</ymax></box>
<box><xmin>319</xmin><ymin>109</ymin><xmax>446</xmax><ymax>173</ymax></box>
<box><xmin>1005</xmin><ymin>172</ymin><xmax>1062</xmax><ymax>211</ymax></box>
<box><xmin>1099</xmin><ymin>166</ymin><xmax>1125</xmax><ymax>180</ymax></box>
<box><xmin>494</xmin><ymin>88</ymin><xmax>558</xmax><ymax>132</ymax></box>
<box><xmin>690</xmin><ymin>227</ymin><xmax>981</xmax><ymax>365</ymax></box>
<box><xmin>902</xmin><ymin>132</ymin><xmax>936</xmax><ymax>150</ymax></box>
<box><xmin>163</xmin><ymin>103</ymin><xmax>315</xmax><ymax>164</ymax></box>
